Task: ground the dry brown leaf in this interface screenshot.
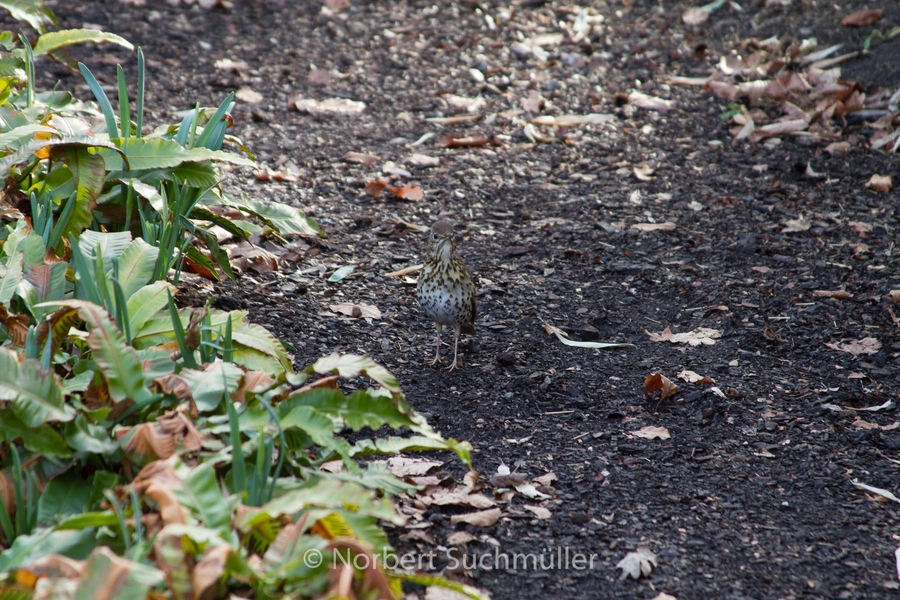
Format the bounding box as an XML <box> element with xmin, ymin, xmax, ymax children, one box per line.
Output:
<box><xmin>118</xmin><ymin>423</ymin><xmax>177</xmax><ymax>461</ymax></box>
<box><xmin>379</xmin><ymin>456</ymin><xmax>443</xmax><ymax>477</ymax></box>
<box><xmin>446</xmin><ymin>531</ymin><xmax>478</xmax><ymax>546</ymax></box>
<box><xmin>865</xmin><ymin>174</ymin><xmax>893</xmax><ymax>193</ymax></box>
<box><xmin>523</xmin><ymin>505</ymin><xmax>552</xmax><ymax>519</ymax></box>
<box><xmin>682</xmin><ymin>7</ymin><xmax>708</xmax><ymax>25</ymax></box>
<box><xmin>532</xmin><ymin>472</ymin><xmax>557</xmax><ymax>486</ymax></box>
<box><xmin>887</xmin><ymin>290</ymin><xmax>900</xmax><ymax>304</ymax></box>
<box><xmin>235</xmin><ymin>87</ymin><xmax>263</xmax><ymax>104</ymax></box>
<box><xmin>848</xmin><ymin>221</ymin><xmax>873</xmax><ymax>235</ymax></box>
<box><xmin>841</xmin><ymin>9</ymin><xmax>882</xmax><ymax>27</ymax></box>
<box><xmin>438</xmin><ymin>135</ymin><xmax>493</xmax><ymax>148</ymax></box>
<box><xmin>132</xmin><ymin>461</ymin><xmax>189</xmax><ymax>525</ymax></box>
<box><xmin>677</xmin><ymin>369</ymin><xmax>712</xmax><ymax>383</ymax></box>
<box><xmin>629</xmin><ymin>91</ymin><xmax>675</xmax><ymax>111</ymax></box>
<box><xmin>617</xmin><ymin>548</ymin><xmax>657</xmax><ymax>580</ymax></box>
<box><xmin>825</xmin><ymin>337</ymin><xmax>881</xmax><ymax>356</ymax></box>
<box><xmin>646</xmin><ymin>327</ymin><xmax>722</xmax><ymax>346</ymax></box>
<box><xmin>290</xmin><ymin>96</ymin><xmax>365</xmax><ymax>115</ymax></box>
<box><xmin>631</xmin><ymin>221</ymin><xmax>676</xmax><ymax>232</ymax></box>
<box><xmin>651</xmin><ymin>594</ymin><xmax>679</xmax><ymax>600</ymax></box>
<box><xmin>193</xmin><ymin>544</ymin><xmax>232</xmax><ymax>599</ymax></box>
<box><xmin>812</xmin><ymin>290</ymin><xmax>853</xmax><ymax>299</ymax></box>
<box><xmin>632</xmin><ymin>426</ymin><xmax>671</xmax><ymax>440</ymax></box>
<box><xmin>343</xmin><ymin>152</ymin><xmax>379</xmax><ymax>165</ymax></box>
<box><xmin>424</xmin><ymin>488</ymin><xmax>496</xmax><ymax>509</ymax></box>
<box><xmin>782</xmin><ymin>217</ymin><xmax>811</xmax><ymax>233</ymax></box>
<box><xmin>633</xmin><ymin>164</ymin><xmax>656</xmax><ymax>181</ymax></box>
<box><xmin>329</xmin><ymin>302</ymin><xmax>382</xmax><ymax>319</ymax></box>
<box><xmin>643</xmin><ymin>373</ymin><xmax>679</xmax><ymax>400</ymax></box>
<box><xmin>450</xmin><ymin>508</ymin><xmax>502</xmax><ymax>527</ymax></box>
<box><xmin>389</xmin><ymin>182</ymin><xmax>424</xmax><ymax>200</ymax></box>
<box><xmin>364</xmin><ymin>179</ymin><xmax>389</xmax><ymax>198</ymax></box>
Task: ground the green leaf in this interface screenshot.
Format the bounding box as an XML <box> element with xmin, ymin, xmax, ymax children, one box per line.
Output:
<box><xmin>0</xmin><ymin>528</ymin><xmax>95</xmax><ymax>572</ymax></box>
<box><xmin>178</xmin><ymin>362</ymin><xmax>243</xmax><ymax>412</ymax></box>
<box><xmin>398</xmin><ymin>573</ymin><xmax>490</xmax><ymax>600</ymax></box>
<box><xmin>24</xmin><ymin>261</ymin><xmax>67</xmax><ymax>305</ymax></box>
<box><xmin>310</xmin><ymin>353</ymin><xmax>400</xmax><ymax>393</ymax></box>
<box><xmin>113</xmin><ymin>137</ymin><xmax>255</xmax><ymax>170</ymax></box>
<box><xmin>232</xmin><ymin>322</ymin><xmax>292</xmax><ymax>373</ymax></box>
<box><xmin>126</xmin><ymin>280</ymin><xmax>174</xmax><ymax>334</ymax></box>
<box><xmin>351</xmin><ymin>436</ymin><xmax>472</xmax><ymax>465</ymax></box>
<box><xmin>50</xmin><ymin>145</ymin><xmax>105</xmax><ymax>237</ymax></box>
<box><xmin>133</xmin><ymin>308</ymin><xmax>245</xmax><ymax>348</ymax></box>
<box><xmin>0</xmin><ymin>123</ymin><xmax>58</xmax><ymax>149</ymax></box>
<box><xmin>0</xmin><ymin>351</ymin><xmax>72</xmax><ymax>427</ymax></box>
<box><xmin>0</xmin><ymin>251</ymin><xmax>23</xmax><ymax>306</ymax></box>
<box><xmin>0</xmin><ymin>411</ymin><xmax>72</xmax><ymax>457</ymax></box>
<box><xmin>115</xmin><ymin>238</ymin><xmax>159</xmax><ymax>299</ymax></box>
<box><xmin>33</xmin><ymin>29</ymin><xmax>133</xmax><ymax>56</ymax></box>
<box><xmin>220</xmin><ymin>196</ymin><xmax>322</xmax><ymax>236</ymax></box>
<box><xmin>78</xmin><ymin>230</ymin><xmax>133</xmax><ymax>267</ymax></box>
<box><xmin>64</xmin><ymin>414</ymin><xmax>117</xmax><ymax>455</ymax></box>
<box><xmin>172</xmin><ymin>461</ymin><xmax>235</xmax><ymax>537</ymax></box>
<box><xmin>249</xmin><ymin>479</ymin><xmax>401</xmax><ymax>525</ymax></box>
<box><xmin>56</xmin><ymin>511</ymin><xmax>120</xmax><ymax>530</ymax></box>
<box><xmin>36</xmin><ymin>471</ymin><xmax>92</xmax><ymax>526</ymax></box>
<box><xmin>40</xmin><ymin>300</ymin><xmax>152</xmax><ymax>403</ymax></box>
<box><xmin>0</xmin><ymin>0</ymin><xmax>57</xmax><ymax>34</ymax></box>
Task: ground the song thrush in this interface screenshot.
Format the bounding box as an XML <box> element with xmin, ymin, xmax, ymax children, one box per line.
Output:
<box><xmin>416</xmin><ymin>220</ymin><xmax>476</xmax><ymax>372</ymax></box>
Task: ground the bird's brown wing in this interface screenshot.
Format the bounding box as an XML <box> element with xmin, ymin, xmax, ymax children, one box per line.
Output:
<box><xmin>460</xmin><ymin>291</ymin><xmax>476</xmax><ymax>336</ymax></box>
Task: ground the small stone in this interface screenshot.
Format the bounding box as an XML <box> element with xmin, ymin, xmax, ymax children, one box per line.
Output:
<box><xmin>496</xmin><ymin>352</ymin><xmax>516</xmax><ymax>366</ymax></box>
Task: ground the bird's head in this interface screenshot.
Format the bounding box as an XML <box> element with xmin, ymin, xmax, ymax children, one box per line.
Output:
<box><xmin>428</xmin><ymin>219</ymin><xmax>457</xmax><ymax>250</ymax></box>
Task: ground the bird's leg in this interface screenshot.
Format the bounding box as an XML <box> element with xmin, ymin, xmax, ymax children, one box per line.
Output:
<box><xmin>427</xmin><ymin>323</ymin><xmax>443</xmax><ymax>365</ymax></box>
<box><xmin>445</xmin><ymin>326</ymin><xmax>462</xmax><ymax>372</ymax></box>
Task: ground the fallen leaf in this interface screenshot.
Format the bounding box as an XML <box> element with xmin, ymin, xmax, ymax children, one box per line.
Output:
<box><xmin>632</xmin><ymin>426</ymin><xmax>671</xmax><ymax>440</ymax></box>
<box><xmin>329</xmin><ymin>302</ymin><xmax>382</xmax><ymax>319</ymax></box>
<box><xmin>633</xmin><ymin>164</ymin><xmax>656</xmax><ymax>181</ymax></box>
<box><xmin>646</xmin><ymin>327</ymin><xmax>722</xmax><ymax>346</ymax></box>
<box><xmin>364</xmin><ymin>179</ymin><xmax>389</xmax><ymax>198</ymax></box>
<box><xmin>887</xmin><ymin>290</ymin><xmax>900</xmax><ymax>304</ymax></box>
<box><xmin>376</xmin><ymin>456</ymin><xmax>443</xmax><ymax>477</ymax></box>
<box><xmin>531</xmin><ymin>113</ymin><xmax>616</xmax><ymax>126</ymax></box>
<box><xmin>308</xmin><ymin>67</ymin><xmax>332</xmax><ymax>85</ymax></box>
<box><xmin>439</xmin><ymin>135</ymin><xmax>494</xmax><ymax>148</ymax></box>
<box><xmin>677</xmin><ymin>370</ymin><xmax>712</xmax><ymax>383</ymax></box>
<box><xmin>523</xmin><ymin>505</ymin><xmax>552</xmax><ymax>519</ymax></box>
<box><xmin>544</xmin><ymin>323</ymin><xmax>635</xmax><ymax>349</ymax></box>
<box><xmin>848</xmin><ymin>221</ymin><xmax>873</xmax><ymax>235</ymax></box>
<box><xmin>865</xmin><ymin>174</ymin><xmax>893</xmax><ymax>193</ymax></box>
<box><xmin>841</xmin><ymin>9</ymin><xmax>882</xmax><ymax>27</ymax></box>
<box><xmin>682</xmin><ymin>7</ymin><xmax>708</xmax><ymax>25</ymax></box>
<box><xmin>629</xmin><ymin>91</ymin><xmax>675</xmax><ymax>111</ymax></box>
<box><xmin>344</xmin><ymin>152</ymin><xmax>379</xmax><ymax>165</ymax></box>
<box><xmin>651</xmin><ymin>594</ymin><xmax>678</xmax><ymax>600</ymax></box>
<box><xmin>388</xmin><ymin>183</ymin><xmax>424</xmax><ymax>201</ymax></box>
<box><xmin>290</xmin><ymin>96</ymin><xmax>365</xmax><ymax>115</ymax></box>
<box><xmin>328</xmin><ymin>265</ymin><xmax>354</xmax><ymax>282</ymax></box>
<box><xmin>781</xmin><ymin>217</ymin><xmax>811</xmax><ymax>233</ymax></box>
<box><xmin>325</xmin><ymin>0</ymin><xmax>350</xmax><ymax>11</ymax></box>
<box><xmin>643</xmin><ymin>373</ymin><xmax>679</xmax><ymax>400</ymax></box>
<box><xmin>446</xmin><ymin>531</ymin><xmax>478</xmax><ymax>546</ymax></box>
<box><xmin>825</xmin><ymin>337</ymin><xmax>881</xmax><ymax>356</ymax></box>
<box><xmin>450</xmin><ymin>508</ymin><xmax>502</xmax><ymax>527</ymax></box>
<box><xmin>407</xmin><ymin>153</ymin><xmax>440</xmax><ymax>167</ymax></box>
<box><xmin>235</xmin><ymin>87</ymin><xmax>263</xmax><ymax>104</ymax></box>
<box><xmin>852</xmin><ymin>479</ymin><xmax>900</xmax><ymax>504</ymax></box>
<box><xmin>616</xmin><ymin>548</ymin><xmax>657</xmax><ymax>580</ymax></box>
<box><xmin>631</xmin><ymin>221</ymin><xmax>676</xmax><ymax>232</ymax></box>
<box><xmin>812</xmin><ymin>290</ymin><xmax>852</xmax><ymax>299</ymax></box>
<box><xmin>533</xmin><ymin>472</ymin><xmax>557</xmax><ymax>486</ymax></box>
<box><xmin>442</xmin><ymin>93</ymin><xmax>486</xmax><ymax>113</ymax></box>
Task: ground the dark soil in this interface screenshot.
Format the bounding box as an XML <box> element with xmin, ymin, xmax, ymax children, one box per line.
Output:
<box><xmin>34</xmin><ymin>0</ymin><xmax>900</xmax><ymax>597</ymax></box>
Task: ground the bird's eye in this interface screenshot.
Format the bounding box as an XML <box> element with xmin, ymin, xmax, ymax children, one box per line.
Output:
<box><xmin>432</xmin><ymin>233</ymin><xmax>439</xmax><ymax>240</ymax></box>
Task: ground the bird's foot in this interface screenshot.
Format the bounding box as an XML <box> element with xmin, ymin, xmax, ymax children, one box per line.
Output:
<box><xmin>443</xmin><ymin>357</ymin><xmax>461</xmax><ymax>372</ymax></box>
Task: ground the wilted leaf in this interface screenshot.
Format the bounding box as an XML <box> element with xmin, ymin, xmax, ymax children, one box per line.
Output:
<box><xmin>682</xmin><ymin>7</ymin><xmax>708</xmax><ymax>25</ymax></box>
<box><xmin>290</xmin><ymin>97</ymin><xmax>365</xmax><ymax>115</ymax></box>
<box><xmin>632</xmin><ymin>426</ymin><xmax>671</xmax><ymax>440</ymax></box>
<box><xmin>825</xmin><ymin>337</ymin><xmax>881</xmax><ymax>356</ymax></box>
<box><xmin>812</xmin><ymin>290</ymin><xmax>853</xmax><ymax>299</ymax></box>
<box><xmin>364</xmin><ymin>180</ymin><xmax>389</xmax><ymax>198</ymax></box>
<box><xmin>438</xmin><ymin>135</ymin><xmax>494</xmax><ymax>148</ymax></box>
<box><xmin>781</xmin><ymin>216</ymin><xmax>811</xmax><ymax>233</ymax></box>
<box><xmin>329</xmin><ymin>302</ymin><xmax>382</xmax><ymax>319</ymax></box>
<box><xmin>677</xmin><ymin>370</ymin><xmax>714</xmax><ymax>383</ymax></box>
<box><xmin>344</xmin><ymin>152</ymin><xmax>379</xmax><ymax>165</ymax></box>
<box><xmin>646</xmin><ymin>327</ymin><xmax>722</xmax><ymax>346</ymax></box>
<box><xmin>628</xmin><ymin>91</ymin><xmax>674</xmax><ymax>112</ymax></box>
<box><xmin>328</xmin><ymin>265</ymin><xmax>354</xmax><ymax>282</ymax></box>
<box><xmin>631</xmin><ymin>221</ymin><xmax>676</xmax><ymax>232</ymax></box>
<box><xmin>643</xmin><ymin>373</ymin><xmax>679</xmax><ymax>400</ymax></box>
<box><xmin>841</xmin><ymin>9</ymin><xmax>882</xmax><ymax>27</ymax></box>
<box><xmin>865</xmin><ymin>174</ymin><xmax>892</xmax><ymax>193</ymax></box>
<box><xmin>449</xmin><ymin>508</ymin><xmax>501</xmax><ymax>527</ymax></box>
<box><xmin>235</xmin><ymin>87</ymin><xmax>263</xmax><ymax>104</ymax></box>
<box><xmin>377</xmin><ymin>456</ymin><xmax>443</xmax><ymax>477</ymax></box>
<box><xmin>543</xmin><ymin>323</ymin><xmax>635</xmax><ymax>349</ymax></box>
<box><xmin>616</xmin><ymin>547</ymin><xmax>657</xmax><ymax>580</ymax></box>
<box><xmin>523</xmin><ymin>505</ymin><xmax>552</xmax><ymax>519</ymax></box>
<box><xmin>633</xmin><ymin>164</ymin><xmax>656</xmax><ymax>181</ymax></box>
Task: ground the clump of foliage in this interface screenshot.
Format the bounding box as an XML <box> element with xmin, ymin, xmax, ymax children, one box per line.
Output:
<box><xmin>0</xmin><ymin>7</ymin><xmax>482</xmax><ymax>599</ymax></box>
